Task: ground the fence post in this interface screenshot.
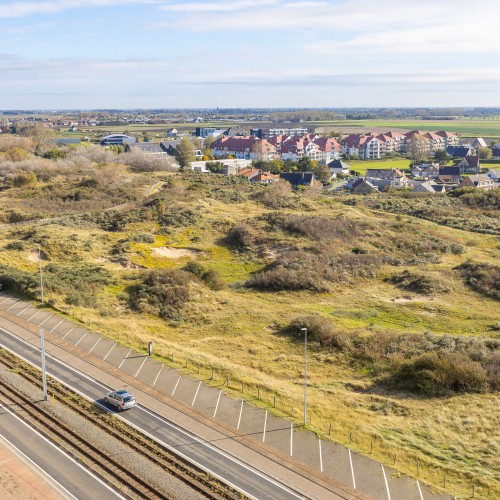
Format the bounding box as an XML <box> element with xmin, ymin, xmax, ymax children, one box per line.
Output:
<box><xmin>273</xmin><ymin>396</ymin><xmax>276</xmax><ymax>408</ymax></box>
<box><xmin>257</xmin><ymin>387</ymin><xmax>260</xmax><ymax>400</ymax></box>
<box><xmin>210</xmin><ymin>367</ymin><xmax>214</xmax><ymax>380</ymax></box>
<box><xmin>329</xmin><ymin>422</ymin><xmax>332</xmax><ymax>435</ymax></box>
<box><xmin>241</xmin><ymin>381</ymin><xmax>244</xmax><ymax>393</ymax></box>
<box><xmin>370</xmin><ymin>438</ymin><xmax>373</xmax><ymax>454</ymax></box>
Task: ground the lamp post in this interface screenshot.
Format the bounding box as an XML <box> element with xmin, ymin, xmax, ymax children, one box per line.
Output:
<box><xmin>301</xmin><ymin>327</ymin><xmax>307</xmax><ymax>426</ymax></box>
<box><xmin>40</xmin><ymin>327</ymin><xmax>47</xmax><ymax>401</ymax></box>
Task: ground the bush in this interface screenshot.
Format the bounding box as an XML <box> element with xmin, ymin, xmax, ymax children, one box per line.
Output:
<box><xmin>4</xmin><ymin>241</ymin><xmax>26</xmax><ymax>251</ymax></box>
<box><xmin>395</xmin><ymin>351</ymin><xmax>489</xmax><ymax>393</ymax></box>
<box><xmin>158</xmin><ymin>208</ymin><xmax>200</xmax><ymax>228</ymax></box>
<box><xmin>183</xmin><ymin>261</ymin><xmax>225</xmax><ymax>291</ymax></box>
<box><xmin>132</xmin><ymin>233</ymin><xmax>155</xmax><ymax>244</ymax></box>
<box><xmin>227</xmin><ymin>224</ymin><xmax>254</xmax><ymax>250</ymax></box>
<box><xmin>387</xmin><ymin>270</ymin><xmax>451</xmax><ymax>294</ymax></box>
<box><xmin>0</xmin><ymin>264</ymin><xmax>39</xmax><ymax>297</ymax></box>
<box><xmin>128</xmin><ymin>269</ymin><xmax>192</xmax><ymax>321</ymax></box>
<box><xmin>286</xmin><ymin>316</ymin><xmax>353</xmax><ymax>349</ymax></box>
<box><xmin>455</xmin><ymin>261</ymin><xmax>500</xmax><ymax>300</ymax></box>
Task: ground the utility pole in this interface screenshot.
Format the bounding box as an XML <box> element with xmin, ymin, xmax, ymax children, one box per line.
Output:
<box><xmin>38</xmin><ymin>244</ymin><xmax>44</xmax><ymax>305</ymax></box>
<box><xmin>301</xmin><ymin>327</ymin><xmax>307</xmax><ymax>426</ymax></box>
<box><xmin>40</xmin><ymin>328</ymin><xmax>47</xmax><ymax>401</ymax></box>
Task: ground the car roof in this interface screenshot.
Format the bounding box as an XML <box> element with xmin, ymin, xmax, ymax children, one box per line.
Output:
<box><xmin>115</xmin><ymin>390</ymin><xmax>130</xmax><ymax>395</ymax></box>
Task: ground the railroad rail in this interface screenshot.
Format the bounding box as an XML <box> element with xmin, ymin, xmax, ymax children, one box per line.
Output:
<box><xmin>0</xmin><ymin>348</ymin><xmax>243</xmax><ymax>500</ymax></box>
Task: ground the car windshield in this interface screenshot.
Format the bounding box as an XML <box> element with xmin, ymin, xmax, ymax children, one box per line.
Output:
<box><xmin>124</xmin><ymin>396</ymin><xmax>135</xmax><ymax>402</ymax></box>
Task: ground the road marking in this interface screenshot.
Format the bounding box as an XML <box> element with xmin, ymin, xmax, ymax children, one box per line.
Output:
<box><xmin>89</xmin><ymin>337</ymin><xmax>102</xmax><ymax>354</ymax></box>
<box><xmin>213</xmin><ymin>389</ymin><xmax>222</xmax><ymax>417</ymax></box>
<box><xmin>75</xmin><ymin>332</ymin><xmax>87</xmax><ymax>346</ymax></box>
<box><xmin>290</xmin><ymin>423</ymin><xmax>293</xmax><ymax>456</ymax></box>
<box><xmin>50</xmin><ymin>319</ymin><xmax>64</xmax><ymax>333</ymax></box>
<box><xmin>171</xmin><ymin>376</ymin><xmax>181</xmax><ymax>396</ymax></box>
<box><xmin>39</xmin><ymin>313</ymin><xmax>53</xmax><ymax>327</ymax></box>
<box><xmin>237</xmin><ymin>399</ymin><xmax>244</xmax><ymax>429</ymax></box>
<box><xmin>382</xmin><ymin>464</ymin><xmax>391</xmax><ymax>500</ymax></box>
<box><xmin>28</xmin><ymin>310</ymin><xmax>41</xmax><ymax>321</ymax></box>
<box><xmin>103</xmin><ymin>343</ymin><xmax>116</xmax><ymax>361</ymax></box>
<box><xmin>417</xmin><ymin>480</ymin><xmax>424</xmax><ymax>500</ymax></box>
<box><xmin>0</xmin><ymin>297</ymin><xmax>10</xmax><ymax>305</ymax></box>
<box><xmin>191</xmin><ymin>381</ymin><xmax>201</xmax><ymax>406</ymax></box>
<box><xmin>152</xmin><ymin>365</ymin><xmax>163</xmax><ymax>387</ymax></box>
<box><xmin>6</xmin><ymin>300</ymin><xmax>18</xmax><ymax>311</ymax></box>
<box><xmin>118</xmin><ymin>349</ymin><xmax>132</xmax><ymax>369</ymax></box>
<box><xmin>263</xmin><ymin>410</ymin><xmax>268</xmax><ymax>442</ymax></box>
<box><xmin>62</xmin><ymin>325</ymin><xmax>75</xmax><ymax>340</ymax></box>
<box><xmin>319</xmin><ymin>438</ymin><xmax>323</xmax><ymax>472</ymax></box>
<box><xmin>135</xmin><ymin>357</ymin><xmax>148</xmax><ymax>378</ymax></box>
<box><xmin>349</xmin><ymin>449</ymin><xmax>356</xmax><ymax>489</ymax></box>
<box><xmin>0</xmin><ymin>330</ymin><xmax>304</xmax><ymax>500</ymax></box>
<box><xmin>0</xmin><ymin>404</ymin><xmax>125</xmax><ymax>499</ymax></box>
<box><xmin>16</xmin><ymin>305</ymin><xmax>30</xmax><ymax>317</ymax></box>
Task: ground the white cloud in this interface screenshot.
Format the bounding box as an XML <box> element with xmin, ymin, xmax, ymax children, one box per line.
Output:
<box><xmin>160</xmin><ymin>0</ymin><xmax>279</xmax><ymax>13</ymax></box>
<box><xmin>0</xmin><ymin>0</ymin><xmax>163</xmax><ymax>18</ymax></box>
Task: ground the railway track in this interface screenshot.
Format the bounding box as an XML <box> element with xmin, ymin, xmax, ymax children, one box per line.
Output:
<box><xmin>0</xmin><ymin>348</ymin><xmax>243</xmax><ymax>500</ymax></box>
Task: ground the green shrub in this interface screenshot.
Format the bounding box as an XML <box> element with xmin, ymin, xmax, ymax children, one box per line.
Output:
<box><xmin>395</xmin><ymin>351</ymin><xmax>489</xmax><ymax>394</ymax></box>
<box><xmin>455</xmin><ymin>261</ymin><xmax>500</xmax><ymax>300</ymax></box>
<box><xmin>0</xmin><ymin>264</ymin><xmax>39</xmax><ymax>297</ymax></box>
<box><xmin>285</xmin><ymin>316</ymin><xmax>353</xmax><ymax>349</ymax></box>
<box><xmin>387</xmin><ymin>270</ymin><xmax>451</xmax><ymax>294</ymax></box>
<box><xmin>132</xmin><ymin>233</ymin><xmax>155</xmax><ymax>244</ymax></box>
<box><xmin>4</xmin><ymin>241</ymin><xmax>26</xmax><ymax>251</ymax></box>
<box><xmin>183</xmin><ymin>261</ymin><xmax>225</xmax><ymax>291</ymax></box>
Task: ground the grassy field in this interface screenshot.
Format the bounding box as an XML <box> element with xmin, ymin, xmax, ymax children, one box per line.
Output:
<box><xmin>0</xmin><ymin>166</ymin><xmax>498</xmax><ymax>498</ymax></box>
<box><xmin>59</xmin><ymin>117</ymin><xmax>500</xmax><ymax>140</ymax></box>
<box><xmin>347</xmin><ymin>158</ymin><xmax>412</xmax><ymax>175</ymax></box>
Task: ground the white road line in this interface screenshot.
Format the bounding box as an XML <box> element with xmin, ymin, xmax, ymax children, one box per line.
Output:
<box><xmin>0</xmin><ymin>404</ymin><xmax>125</xmax><ymax>499</ymax></box>
<box><xmin>319</xmin><ymin>438</ymin><xmax>323</xmax><ymax>472</ymax></box>
<box><xmin>0</xmin><ymin>331</ymin><xmax>303</xmax><ymax>500</ymax></box>
<box><xmin>382</xmin><ymin>464</ymin><xmax>391</xmax><ymax>500</ymax></box>
<box><xmin>171</xmin><ymin>376</ymin><xmax>181</xmax><ymax>396</ymax></box>
<box><xmin>6</xmin><ymin>300</ymin><xmax>18</xmax><ymax>311</ymax></box>
<box><xmin>263</xmin><ymin>410</ymin><xmax>268</xmax><ymax>442</ymax></box>
<box><xmin>118</xmin><ymin>349</ymin><xmax>132</xmax><ymax>369</ymax></box>
<box><xmin>191</xmin><ymin>381</ymin><xmax>201</xmax><ymax>406</ymax></box>
<box><xmin>348</xmin><ymin>449</ymin><xmax>356</xmax><ymax>489</ymax></box>
<box><xmin>152</xmin><ymin>365</ymin><xmax>163</xmax><ymax>387</ymax></box>
<box><xmin>38</xmin><ymin>314</ymin><xmax>53</xmax><ymax>327</ymax></box>
<box><xmin>89</xmin><ymin>337</ymin><xmax>102</xmax><ymax>354</ymax></box>
<box><xmin>237</xmin><ymin>399</ymin><xmax>244</xmax><ymax>430</ymax></box>
<box><xmin>50</xmin><ymin>319</ymin><xmax>64</xmax><ymax>333</ymax></box>
<box><xmin>16</xmin><ymin>305</ymin><xmax>30</xmax><ymax>317</ymax></box>
<box><xmin>103</xmin><ymin>343</ymin><xmax>116</xmax><ymax>361</ymax></box>
<box><xmin>417</xmin><ymin>480</ymin><xmax>424</xmax><ymax>500</ymax></box>
<box><xmin>290</xmin><ymin>423</ymin><xmax>293</xmax><ymax>456</ymax></box>
<box><xmin>135</xmin><ymin>357</ymin><xmax>148</xmax><ymax>378</ymax></box>
<box><xmin>62</xmin><ymin>325</ymin><xmax>75</xmax><ymax>340</ymax></box>
<box><xmin>0</xmin><ymin>297</ymin><xmax>10</xmax><ymax>305</ymax></box>
<box><xmin>213</xmin><ymin>389</ymin><xmax>222</xmax><ymax>417</ymax></box>
<box><xmin>75</xmin><ymin>332</ymin><xmax>87</xmax><ymax>346</ymax></box>
<box><xmin>28</xmin><ymin>310</ymin><xmax>41</xmax><ymax>321</ymax></box>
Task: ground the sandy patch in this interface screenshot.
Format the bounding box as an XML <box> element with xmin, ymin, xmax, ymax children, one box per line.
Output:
<box><xmin>390</xmin><ymin>296</ymin><xmax>435</xmax><ymax>303</ymax></box>
<box><xmin>152</xmin><ymin>247</ymin><xmax>202</xmax><ymax>259</ymax></box>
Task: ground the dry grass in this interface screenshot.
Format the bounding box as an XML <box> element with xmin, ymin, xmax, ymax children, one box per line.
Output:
<box><xmin>0</xmin><ymin>172</ymin><xmax>499</xmax><ymax>498</ymax></box>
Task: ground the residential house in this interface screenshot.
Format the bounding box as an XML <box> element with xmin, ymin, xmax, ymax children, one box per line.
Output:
<box><xmin>438</xmin><ymin>166</ymin><xmax>461</xmax><ymax>183</ymax></box>
<box><xmin>279</xmin><ymin>172</ymin><xmax>319</xmax><ymax>188</ymax></box>
<box><xmin>491</xmin><ymin>145</ymin><xmax>500</xmax><ymax>158</ymax></box>
<box><xmin>238</xmin><ymin>168</ymin><xmax>279</xmax><ymax>184</ymax></box>
<box><xmin>486</xmin><ymin>169</ymin><xmax>500</xmax><ymax>183</ymax></box>
<box><xmin>471</xmin><ymin>138</ymin><xmax>488</xmax><ymax>150</ymax></box>
<box><xmin>410</xmin><ymin>163</ymin><xmax>439</xmax><ymax>179</ymax></box>
<box><xmin>281</xmin><ymin>136</ymin><xmax>322</xmax><ymax>162</ymax></box>
<box><xmin>458</xmin><ymin>155</ymin><xmax>481</xmax><ymax>174</ymax></box>
<box><xmin>312</xmin><ymin>136</ymin><xmax>341</xmax><ymax>162</ymax></box>
<box><xmin>327</xmin><ymin>159</ymin><xmax>350</xmax><ymax>177</ymax></box>
<box><xmin>411</xmin><ymin>181</ymin><xmax>444</xmax><ymax>194</ymax></box>
<box><xmin>435</xmin><ymin>130</ymin><xmax>459</xmax><ymax>147</ymax></box>
<box><xmin>342</xmin><ymin>134</ymin><xmax>384</xmax><ymax>159</ymax></box>
<box><xmin>351</xmin><ymin>178</ymin><xmax>379</xmax><ymax>194</ymax></box>
<box><xmin>252</xmin><ymin>127</ymin><xmax>309</xmax><ymax>139</ymax></box>
<box><xmin>364</xmin><ymin>169</ymin><xmax>409</xmax><ymax>189</ymax></box>
<box><xmin>446</xmin><ymin>145</ymin><xmax>475</xmax><ymax>159</ymax></box>
<box><xmin>211</xmin><ymin>136</ymin><xmax>277</xmax><ymax>160</ymax></box>
<box><xmin>459</xmin><ymin>174</ymin><xmax>495</xmax><ymax>190</ymax></box>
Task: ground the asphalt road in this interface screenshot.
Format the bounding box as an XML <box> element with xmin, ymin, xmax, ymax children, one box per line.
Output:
<box><xmin>0</xmin><ymin>400</ymin><xmax>124</xmax><ymax>500</ymax></box>
<box><xmin>0</xmin><ymin>325</ymin><xmax>348</xmax><ymax>500</ymax></box>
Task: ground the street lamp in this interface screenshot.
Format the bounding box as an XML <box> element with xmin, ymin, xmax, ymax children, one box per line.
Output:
<box><xmin>38</xmin><ymin>245</ymin><xmax>47</xmax><ymax>400</ymax></box>
<box><xmin>301</xmin><ymin>327</ymin><xmax>307</xmax><ymax>426</ymax></box>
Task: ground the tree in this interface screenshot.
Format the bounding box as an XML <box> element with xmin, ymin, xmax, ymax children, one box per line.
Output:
<box><xmin>406</xmin><ymin>137</ymin><xmax>430</xmax><ymax>164</ymax></box>
<box><xmin>434</xmin><ymin>149</ymin><xmax>452</xmax><ymax>165</ymax></box>
<box><xmin>313</xmin><ymin>164</ymin><xmax>331</xmax><ymax>184</ymax></box>
<box><xmin>297</xmin><ymin>156</ymin><xmax>313</xmax><ymax>172</ymax></box>
<box><xmin>205</xmin><ymin>161</ymin><xmax>223</xmax><ymax>173</ymax></box>
<box><xmin>478</xmin><ymin>147</ymin><xmax>492</xmax><ymax>160</ymax></box>
<box><xmin>175</xmin><ymin>138</ymin><xmax>195</xmax><ymax>168</ymax></box>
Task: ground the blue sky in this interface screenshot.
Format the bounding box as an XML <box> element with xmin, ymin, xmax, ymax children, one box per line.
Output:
<box><xmin>0</xmin><ymin>0</ymin><xmax>499</xmax><ymax>109</ymax></box>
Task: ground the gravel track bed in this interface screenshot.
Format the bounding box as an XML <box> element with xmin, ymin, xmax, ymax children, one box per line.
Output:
<box><xmin>0</xmin><ymin>364</ymin><xmax>206</xmax><ymax>500</ymax></box>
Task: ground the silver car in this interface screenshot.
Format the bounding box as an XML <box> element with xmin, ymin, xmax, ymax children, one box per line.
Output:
<box><xmin>104</xmin><ymin>390</ymin><xmax>136</xmax><ymax>411</ymax></box>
